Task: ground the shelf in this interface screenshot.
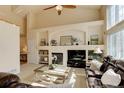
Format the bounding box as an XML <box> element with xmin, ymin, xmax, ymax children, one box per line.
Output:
<box><xmin>39</xmin><ymin>61</ymin><xmax>48</xmax><ymax>63</ymax></box>
<box><xmin>38</xmin><ymin>45</ymin><xmax>104</xmax><ymax>50</ymax></box>
<box><xmin>39</xmin><ymin>50</ymin><xmax>49</xmax><ymax>64</ymax></box>
<box><xmin>39</xmin><ymin>55</ymin><xmax>48</xmax><ymax>56</ymax></box>
<box><xmin>39</xmin><ymin>61</ymin><xmax>48</xmax><ymax>64</ymax></box>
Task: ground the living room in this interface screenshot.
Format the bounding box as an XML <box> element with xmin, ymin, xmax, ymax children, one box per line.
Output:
<box><xmin>19</xmin><ymin>5</ymin><xmax>105</xmax><ymax>88</ymax></box>
<box><xmin>0</xmin><ymin>0</ymin><xmax>124</xmax><ymax>90</ymax></box>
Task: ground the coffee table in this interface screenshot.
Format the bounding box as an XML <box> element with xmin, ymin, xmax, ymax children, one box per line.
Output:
<box><xmin>33</xmin><ymin>65</ymin><xmax>70</xmax><ymax>84</ymax></box>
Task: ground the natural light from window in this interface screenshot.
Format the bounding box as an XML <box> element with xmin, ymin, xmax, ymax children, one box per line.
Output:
<box><xmin>107</xmin><ymin>5</ymin><xmax>124</xmax><ymax>59</ymax></box>
<box><xmin>107</xmin><ymin>5</ymin><xmax>124</xmax><ymax>29</ymax></box>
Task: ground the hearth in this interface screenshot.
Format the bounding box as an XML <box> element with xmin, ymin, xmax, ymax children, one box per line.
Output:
<box><xmin>67</xmin><ymin>50</ymin><xmax>86</xmax><ymax>68</ymax></box>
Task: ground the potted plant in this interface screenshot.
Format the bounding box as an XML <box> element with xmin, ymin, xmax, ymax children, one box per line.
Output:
<box><xmin>50</xmin><ymin>40</ymin><xmax>57</xmax><ymax>46</ymax></box>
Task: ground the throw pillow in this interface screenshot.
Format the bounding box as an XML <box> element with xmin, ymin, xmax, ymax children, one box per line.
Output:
<box><xmin>101</xmin><ymin>69</ymin><xmax>121</xmax><ymax>86</ymax></box>
<box><xmin>90</xmin><ymin>60</ymin><xmax>103</xmax><ymax>70</ymax></box>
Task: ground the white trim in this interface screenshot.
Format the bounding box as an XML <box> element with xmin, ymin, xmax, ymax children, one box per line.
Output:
<box><xmin>107</xmin><ymin>20</ymin><xmax>124</xmax><ymax>34</ymax></box>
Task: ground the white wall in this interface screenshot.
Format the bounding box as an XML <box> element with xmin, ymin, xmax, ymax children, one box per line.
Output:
<box><xmin>49</xmin><ymin>30</ymin><xmax>86</xmax><ymax>45</ymax></box>
<box><xmin>37</xmin><ymin>20</ymin><xmax>104</xmax><ymax>46</ymax></box>
<box><xmin>0</xmin><ymin>21</ymin><xmax>20</xmax><ymax>74</ymax></box>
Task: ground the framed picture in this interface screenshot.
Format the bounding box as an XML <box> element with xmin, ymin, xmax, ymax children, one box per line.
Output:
<box><xmin>60</xmin><ymin>36</ymin><xmax>72</xmax><ymax>46</ymax></box>
<box><xmin>90</xmin><ymin>35</ymin><xmax>99</xmax><ymax>45</ymax></box>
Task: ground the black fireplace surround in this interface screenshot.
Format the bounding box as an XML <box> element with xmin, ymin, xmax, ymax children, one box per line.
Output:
<box><xmin>67</xmin><ymin>50</ymin><xmax>86</xmax><ymax>68</ymax></box>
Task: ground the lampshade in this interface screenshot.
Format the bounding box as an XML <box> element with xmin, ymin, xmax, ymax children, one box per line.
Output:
<box><xmin>94</xmin><ymin>47</ymin><xmax>102</xmax><ymax>54</ymax></box>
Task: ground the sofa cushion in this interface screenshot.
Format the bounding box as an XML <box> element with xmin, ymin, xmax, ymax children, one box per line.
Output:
<box><xmin>101</xmin><ymin>69</ymin><xmax>121</xmax><ymax>86</ymax></box>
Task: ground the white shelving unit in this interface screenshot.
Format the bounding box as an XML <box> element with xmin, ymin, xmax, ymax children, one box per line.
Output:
<box><xmin>28</xmin><ymin>20</ymin><xmax>105</xmax><ymax>66</ymax></box>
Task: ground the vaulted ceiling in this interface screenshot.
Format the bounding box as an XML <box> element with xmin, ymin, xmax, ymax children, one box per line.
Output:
<box><xmin>12</xmin><ymin>5</ymin><xmax>102</xmax><ymax>18</ymax></box>
<box><xmin>11</xmin><ymin>5</ymin><xmax>103</xmax><ymax>28</ymax></box>
<box><xmin>0</xmin><ymin>5</ymin><xmax>104</xmax><ymax>31</ymax></box>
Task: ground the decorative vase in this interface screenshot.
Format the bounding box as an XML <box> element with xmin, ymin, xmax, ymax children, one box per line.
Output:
<box><xmin>44</xmin><ymin>57</ymin><xmax>48</xmax><ymax>62</ymax></box>
<box><xmin>76</xmin><ymin>43</ymin><xmax>79</xmax><ymax>45</ymax></box>
<box><xmin>88</xmin><ymin>41</ymin><xmax>90</xmax><ymax>45</ymax></box>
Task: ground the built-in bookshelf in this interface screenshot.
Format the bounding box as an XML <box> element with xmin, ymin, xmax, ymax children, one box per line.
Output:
<box><xmin>28</xmin><ymin>20</ymin><xmax>105</xmax><ymax>65</ymax></box>
<box><xmin>39</xmin><ymin>50</ymin><xmax>49</xmax><ymax>64</ymax></box>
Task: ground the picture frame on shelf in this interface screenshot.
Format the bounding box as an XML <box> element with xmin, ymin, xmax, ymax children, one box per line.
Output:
<box><xmin>60</xmin><ymin>36</ymin><xmax>72</xmax><ymax>46</ymax></box>
<box><xmin>90</xmin><ymin>34</ymin><xmax>99</xmax><ymax>45</ymax></box>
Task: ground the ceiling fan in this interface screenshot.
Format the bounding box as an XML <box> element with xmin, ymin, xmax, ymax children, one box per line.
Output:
<box><xmin>43</xmin><ymin>5</ymin><xmax>76</xmax><ymax>15</ymax></box>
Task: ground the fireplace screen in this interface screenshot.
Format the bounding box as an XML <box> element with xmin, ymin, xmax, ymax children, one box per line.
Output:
<box><xmin>52</xmin><ymin>53</ymin><xmax>63</xmax><ymax>65</ymax></box>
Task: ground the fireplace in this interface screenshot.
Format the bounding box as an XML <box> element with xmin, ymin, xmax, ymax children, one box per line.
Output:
<box><xmin>52</xmin><ymin>53</ymin><xmax>63</xmax><ymax>65</ymax></box>
<box><xmin>67</xmin><ymin>50</ymin><xmax>86</xmax><ymax>68</ymax></box>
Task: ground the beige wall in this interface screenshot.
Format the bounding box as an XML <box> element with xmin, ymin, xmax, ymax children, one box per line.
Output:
<box><xmin>35</xmin><ymin>7</ymin><xmax>101</xmax><ymax>28</ymax></box>
<box><xmin>20</xmin><ymin>36</ymin><xmax>27</xmax><ymax>52</ymax></box>
<box><xmin>0</xmin><ymin>5</ymin><xmax>105</xmax><ymax>53</ymax></box>
<box><xmin>0</xmin><ymin>6</ymin><xmax>25</xmax><ymax>34</ymax></box>
<box><xmin>99</xmin><ymin>6</ymin><xmax>107</xmax><ymax>55</ymax></box>
<box><xmin>100</xmin><ymin>6</ymin><xmax>106</xmax><ymax>20</ymax></box>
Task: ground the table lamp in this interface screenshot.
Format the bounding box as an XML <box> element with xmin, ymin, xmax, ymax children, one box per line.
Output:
<box><xmin>94</xmin><ymin>47</ymin><xmax>103</xmax><ymax>61</ymax></box>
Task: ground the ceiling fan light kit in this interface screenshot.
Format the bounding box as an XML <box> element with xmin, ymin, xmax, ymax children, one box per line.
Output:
<box><xmin>56</xmin><ymin>5</ymin><xmax>63</xmax><ymax>15</ymax></box>
<box><xmin>56</xmin><ymin>5</ymin><xmax>63</xmax><ymax>11</ymax></box>
<box><xmin>43</xmin><ymin>5</ymin><xmax>76</xmax><ymax>15</ymax></box>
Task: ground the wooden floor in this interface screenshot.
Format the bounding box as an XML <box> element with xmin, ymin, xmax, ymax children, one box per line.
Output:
<box><xmin>18</xmin><ymin>63</ymin><xmax>87</xmax><ymax>88</ymax></box>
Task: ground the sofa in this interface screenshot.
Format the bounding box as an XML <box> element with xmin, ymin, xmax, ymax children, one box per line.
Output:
<box><xmin>0</xmin><ymin>72</ymin><xmax>41</xmax><ymax>88</ymax></box>
<box><xmin>86</xmin><ymin>56</ymin><xmax>124</xmax><ymax>88</ymax></box>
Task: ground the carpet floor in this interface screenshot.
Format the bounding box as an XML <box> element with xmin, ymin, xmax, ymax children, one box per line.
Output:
<box><xmin>18</xmin><ymin>63</ymin><xmax>87</xmax><ymax>88</ymax></box>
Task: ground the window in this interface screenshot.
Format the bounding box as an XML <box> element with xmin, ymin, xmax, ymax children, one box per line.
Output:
<box><xmin>107</xmin><ymin>5</ymin><xmax>124</xmax><ymax>59</ymax></box>
<box><xmin>107</xmin><ymin>5</ymin><xmax>124</xmax><ymax>29</ymax></box>
<box><xmin>108</xmin><ymin>29</ymin><xmax>124</xmax><ymax>59</ymax></box>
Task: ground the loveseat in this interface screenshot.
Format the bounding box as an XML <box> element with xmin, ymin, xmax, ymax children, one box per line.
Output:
<box><xmin>86</xmin><ymin>56</ymin><xmax>124</xmax><ymax>88</ymax></box>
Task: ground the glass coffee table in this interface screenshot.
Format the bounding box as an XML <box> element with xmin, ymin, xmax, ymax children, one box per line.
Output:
<box><xmin>33</xmin><ymin>65</ymin><xmax>70</xmax><ymax>85</ymax></box>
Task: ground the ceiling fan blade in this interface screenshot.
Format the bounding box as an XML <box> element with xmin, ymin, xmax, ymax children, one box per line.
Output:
<box><xmin>43</xmin><ymin>5</ymin><xmax>57</xmax><ymax>10</ymax></box>
<box><xmin>62</xmin><ymin>5</ymin><xmax>76</xmax><ymax>9</ymax></box>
